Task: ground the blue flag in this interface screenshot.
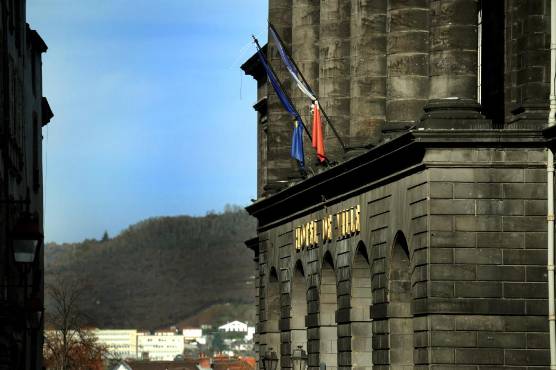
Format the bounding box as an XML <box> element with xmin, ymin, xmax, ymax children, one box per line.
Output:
<box><xmin>291</xmin><ymin>120</ymin><xmax>304</xmax><ymax>167</ymax></box>
<box><xmin>269</xmin><ymin>24</ymin><xmax>316</xmax><ymax>101</ymax></box>
<box><xmin>255</xmin><ymin>45</ymin><xmax>305</xmax><ymax>167</ymax></box>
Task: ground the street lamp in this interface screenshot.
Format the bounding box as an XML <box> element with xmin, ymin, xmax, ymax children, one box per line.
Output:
<box><xmin>291</xmin><ymin>346</ymin><xmax>307</xmax><ymax>370</ymax></box>
<box><xmin>7</xmin><ymin>211</ymin><xmax>43</xmax><ymax>370</ymax></box>
<box><xmin>263</xmin><ymin>348</ymin><xmax>278</xmax><ymax>370</ymax></box>
<box><xmin>10</xmin><ymin>212</ymin><xmax>42</xmax><ymax>264</ymax></box>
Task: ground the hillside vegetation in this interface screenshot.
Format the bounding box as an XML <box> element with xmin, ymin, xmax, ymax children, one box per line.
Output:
<box><xmin>45</xmin><ymin>207</ymin><xmax>257</xmax><ymax>329</ymax></box>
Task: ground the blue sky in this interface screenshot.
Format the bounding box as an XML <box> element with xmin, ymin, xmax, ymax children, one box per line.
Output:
<box><xmin>27</xmin><ymin>1</ymin><xmax>268</xmax><ymax>243</ymax></box>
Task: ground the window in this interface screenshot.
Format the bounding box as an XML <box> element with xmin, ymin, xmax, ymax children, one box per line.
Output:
<box><xmin>478</xmin><ymin>0</ymin><xmax>505</xmax><ymax>128</ymax></box>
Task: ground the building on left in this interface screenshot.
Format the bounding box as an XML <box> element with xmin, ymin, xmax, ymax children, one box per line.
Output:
<box><xmin>0</xmin><ymin>1</ymin><xmax>53</xmax><ymax>370</ymax></box>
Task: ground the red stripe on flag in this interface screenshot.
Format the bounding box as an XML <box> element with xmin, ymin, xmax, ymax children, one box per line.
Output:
<box><xmin>312</xmin><ymin>102</ymin><xmax>326</xmax><ymax>162</ymax></box>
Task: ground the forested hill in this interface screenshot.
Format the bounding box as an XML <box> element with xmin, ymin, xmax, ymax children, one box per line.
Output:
<box><xmin>45</xmin><ymin>207</ymin><xmax>257</xmax><ymax>329</ymax></box>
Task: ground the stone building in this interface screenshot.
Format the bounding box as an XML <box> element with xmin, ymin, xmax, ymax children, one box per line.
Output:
<box><xmin>243</xmin><ymin>0</ymin><xmax>556</xmax><ymax>368</ymax></box>
<box><xmin>0</xmin><ymin>1</ymin><xmax>52</xmax><ymax>369</ymax></box>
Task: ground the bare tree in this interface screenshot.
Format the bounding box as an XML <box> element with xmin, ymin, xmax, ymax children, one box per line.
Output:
<box><xmin>43</xmin><ymin>274</ymin><xmax>106</xmax><ymax>370</ymax></box>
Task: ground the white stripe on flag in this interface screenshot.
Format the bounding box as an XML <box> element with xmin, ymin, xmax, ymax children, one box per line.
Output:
<box><xmin>269</xmin><ymin>26</ymin><xmax>316</xmax><ymax>101</ymax></box>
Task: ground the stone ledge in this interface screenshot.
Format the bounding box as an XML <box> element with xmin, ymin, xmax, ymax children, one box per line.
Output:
<box><xmin>247</xmin><ymin>128</ymin><xmax>546</xmax><ymax>230</ymax></box>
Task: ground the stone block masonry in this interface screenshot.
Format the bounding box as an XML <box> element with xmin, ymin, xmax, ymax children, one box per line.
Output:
<box><xmin>243</xmin><ymin>0</ymin><xmax>556</xmax><ymax>368</ymax></box>
<box><xmin>248</xmin><ymin>135</ymin><xmax>552</xmax><ymax>368</ymax></box>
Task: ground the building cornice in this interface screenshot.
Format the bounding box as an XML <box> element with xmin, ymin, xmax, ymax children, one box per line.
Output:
<box><xmin>41</xmin><ymin>97</ymin><xmax>54</xmax><ymax>126</ymax></box>
<box><xmin>244</xmin><ymin>236</ymin><xmax>259</xmax><ymax>261</ymax></box>
<box><xmin>246</xmin><ymin>129</ymin><xmax>547</xmax><ymax>230</ymax></box>
<box><xmin>27</xmin><ymin>26</ymin><xmax>48</xmax><ymax>53</ymax></box>
<box><xmin>240</xmin><ymin>44</ymin><xmax>267</xmax><ymax>82</ymax></box>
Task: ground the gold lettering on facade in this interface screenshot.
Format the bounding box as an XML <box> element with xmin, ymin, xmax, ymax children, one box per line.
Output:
<box><xmin>342</xmin><ymin>210</ymin><xmax>347</xmax><ymax>238</ymax></box>
<box><xmin>294</xmin><ymin>205</ymin><xmax>361</xmax><ymax>251</ymax></box>
<box><xmin>322</xmin><ymin>215</ymin><xmax>332</xmax><ymax>243</ymax></box>
<box><xmin>350</xmin><ymin>208</ymin><xmax>355</xmax><ymax>234</ymax></box>
<box><xmin>345</xmin><ymin>209</ymin><xmax>351</xmax><ymax>235</ymax></box>
<box><xmin>308</xmin><ymin>222</ymin><xmax>314</xmax><ymax>246</ymax></box>
<box><xmin>336</xmin><ymin>206</ymin><xmax>362</xmax><ymax>240</ymax></box>
<box><xmin>313</xmin><ymin>220</ymin><xmax>318</xmax><ymax>246</ymax></box>
<box><xmin>355</xmin><ymin>205</ymin><xmax>360</xmax><ymax>232</ymax></box>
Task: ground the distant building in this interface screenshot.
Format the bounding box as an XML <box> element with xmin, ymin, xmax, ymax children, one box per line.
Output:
<box><xmin>137</xmin><ymin>331</ymin><xmax>185</xmax><ymax>361</ymax></box>
<box><xmin>211</xmin><ymin>356</ymin><xmax>255</xmax><ymax>370</ymax></box>
<box><xmin>112</xmin><ymin>356</ymin><xmax>255</xmax><ymax>370</ymax></box>
<box><xmin>114</xmin><ymin>360</ymin><xmax>196</xmax><ymax>370</ymax></box>
<box><xmin>94</xmin><ymin>329</ymin><xmax>189</xmax><ymax>361</ymax></box>
<box><xmin>182</xmin><ymin>328</ymin><xmax>203</xmax><ymax>341</ymax></box>
<box><xmin>244</xmin><ymin>327</ymin><xmax>255</xmax><ymax>342</ymax></box>
<box><xmin>195</xmin><ymin>336</ymin><xmax>207</xmax><ymax>345</ymax></box>
<box><xmin>0</xmin><ymin>1</ymin><xmax>53</xmax><ymax>369</ymax></box>
<box><xmin>94</xmin><ymin>329</ymin><xmax>139</xmax><ymax>360</ymax></box>
<box><xmin>218</xmin><ymin>321</ymin><xmax>248</xmax><ymax>333</ymax></box>
<box><xmin>111</xmin><ymin>362</ymin><xmax>132</xmax><ymax>370</ymax></box>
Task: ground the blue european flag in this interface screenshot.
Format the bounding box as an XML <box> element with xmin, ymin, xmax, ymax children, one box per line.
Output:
<box><xmin>291</xmin><ymin>119</ymin><xmax>304</xmax><ymax>167</ymax></box>
<box><xmin>256</xmin><ymin>46</ymin><xmax>305</xmax><ymax>168</ymax></box>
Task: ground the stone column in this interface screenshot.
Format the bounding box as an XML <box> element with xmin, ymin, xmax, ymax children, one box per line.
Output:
<box><xmin>421</xmin><ymin>0</ymin><xmax>490</xmax><ymax>129</ymax></box>
<box><xmin>508</xmin><ymin>0</ymin><xmax>550</xmax><ymax>128</ymax></box>
<box><xmin>251</xmin><ymin>240</ymin><xmax>261</xmax><ymax>370</ymax></box>
<box><xmin>429</xmin><ymin>0</ymin><xmax>478</xmax><ymax>100</ymax></box>
<box><xmin>385</xmin><ymin>0</ymin><xmax>429</xmax><ymax>134</ymax></box>
<box><xmin>267</xmin><ymin>0</ymin><xmax>300</xmax><ymax>192</ymax></box>
<box><xmin>292</xmin><ymin>0</ymin><xmax>319</xmax><ymax>169</ymax></box>
<box><xmin>350</xmin><ymin>0</ymin><xmax>387</xmax><ymax>148</ymax></box>
<box><xmin>256</xmin><ymin>78</ymin><xmax>268</xmax><ymax>199</ymax></box>
<box><xmin>319</xmin><ymin>0</ymin><xmax>351</xmax><ymax>162</ymax></box>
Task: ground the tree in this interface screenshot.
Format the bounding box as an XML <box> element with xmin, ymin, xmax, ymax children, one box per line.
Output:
<box><xmin>211</xmin><ymin>332</ymin><xmax>225</xmax><ymax>354</ymax></box>
<box><xmin>43</xmin><ymin>275</ymin><xmax>107</xmax><ymax>370</ymax></box>
<box><xmin>101</xmin><ymin>230</ymin><xmax>109</xmax><ymax>242</ymax></box>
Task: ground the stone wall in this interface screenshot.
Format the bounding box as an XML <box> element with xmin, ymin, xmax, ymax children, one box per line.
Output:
<box><xmin>421</xmin><ymin>148</ymin><xmax>549</xmax><ymax>367</ymax></box>
<box><xmin>252</xmin><ymin>145</ymin><xmax>550</xmax><ymax>368</ymax></box>
<box><xmin>0</xmin><ymin>1</ymin><xmax>50</xmax><ymax>369</ymax></box>
<box><xmin>256</xmin><ymin>1</ymin><xmax>552</xmax><ymax>190</ymax></box>
<box><xmin>247</xmin><ymin>0</ymin><xmax>555</xmax><ymax>367</ymax></box>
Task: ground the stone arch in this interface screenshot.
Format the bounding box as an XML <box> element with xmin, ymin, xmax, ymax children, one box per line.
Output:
<box><xmin>350</xmin><ymin>242</ymin><xmax>373</xmax><ymax>369</ymax></box>
<box><xmin>266</xmin><ymin>267</ymin><xmax>281</xmax><ymax>368</ymax></box>
<box><xmin>388</xmin><ymin>231</ymin><xmax>413</xmax><ymax>368</ymax></box>
<box><xmin>319</xmin><ymin>252</ymin><xmax>337</xmax><ymax>370</ymax></box>
<box><xmin>291</xmin><ymin>260</ymin><xmax>307</xmax><ymax>361</ymax></box>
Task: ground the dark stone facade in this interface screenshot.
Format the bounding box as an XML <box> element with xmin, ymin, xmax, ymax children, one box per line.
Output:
<box><xmin>0</xmin><ymin>1</ymin><xmax>51</xmax><ymax>370</ymax></box>
<box><xmin>244</xmin><ymin>1</ymin><xmax>555</xmax><ymax>369</ymax></box>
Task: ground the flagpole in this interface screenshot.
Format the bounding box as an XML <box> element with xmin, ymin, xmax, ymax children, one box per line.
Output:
<box><xmin>252</xmin><ymin>35</ymin><xmax>313</xmax><ymax>143</ymax></box>
<box><xmin>268</xmin><ymin>22</ymin><xmax>348</xmax><ymax>153</ymax></box>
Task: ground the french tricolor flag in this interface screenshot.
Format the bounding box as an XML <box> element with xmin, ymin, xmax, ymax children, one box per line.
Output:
<box><xmin>312</xmin><ymin>101</ymin><xmax>325</xmax><ymax>163</ymax></box>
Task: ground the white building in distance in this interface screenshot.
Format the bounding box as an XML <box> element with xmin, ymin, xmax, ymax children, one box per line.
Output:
<box><xmin>218</xmin><ymin>321</ymin><xmax>248</xmax><ymax>333</ymax></box>
<box><xmin>111</xmin><ymin>363</ymin><xmax>132</xmax><ymax>370</ymax></box>
<box><xmin>182</xmin><ymin>328</ymin><xmax>203</xmax><ymax>341</ymax></box>
<box><xmin>93</xmin><ymin>329</ymin><xmax>138</xmax><ymax>360</ymax></box>
<box><xmin>91</xmin><ymin>329</ymin><xmax>192</xmax><ymax>361</ymax></box>
<box><xmin>137</xmin><ymin>331</ymin><xmax>185</xmax><ymax>361</ymax></box>
<box><xmin>245</xmin><ymin>326</ymin><xmax>256</xmax><ymax>341</ymax></box>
